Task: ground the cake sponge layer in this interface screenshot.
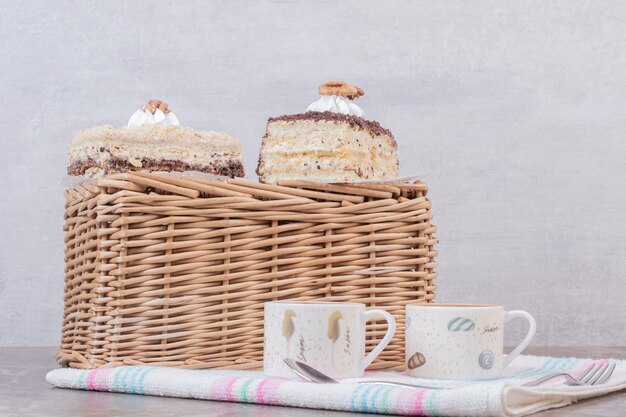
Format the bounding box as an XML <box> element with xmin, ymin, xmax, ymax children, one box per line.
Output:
<box><xmin>257</xmin><ymin>112</ymin><xmax>398</xmax><ymax>183</ymax></box>
<box><xmin>68</xmin><ymin>125</ymin><xmax>244</xmax><ymax>178</ymax></box>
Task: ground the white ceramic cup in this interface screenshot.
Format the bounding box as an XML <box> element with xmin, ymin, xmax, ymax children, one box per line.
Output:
<box><xmin>264</xmin><ymin>301</ymin><xmax>396</xmax><ymax>379</ymax></box>
<box><xmin>405</xmin><ymin>303</ymin><xmax>536</xmax><ymax>380</ymax></box>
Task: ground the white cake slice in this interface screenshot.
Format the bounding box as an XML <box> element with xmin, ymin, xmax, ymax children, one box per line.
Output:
<box><xmin>68</xmin><ymin>100</ymin><xmax>244</xmax><ymax>178</ymax></box>
<box><xmin>257</xmin><ymin>112</ymin><xmax>397</xmax><ymax>183</ymax></box>
<box><xmin>256</xmin><ymin>82</ymin><xmax>398</xmax><ymax>183</ymax></box>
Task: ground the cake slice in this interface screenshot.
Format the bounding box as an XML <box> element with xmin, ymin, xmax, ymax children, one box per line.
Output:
<box><xmin>256</xmin><ymin>82</ymin><xmax>398</xmax><ymax>183</ymax></box>
<box><xmin>68</xmin><ymin>100</ymin><xmax>244</xmax><ymax>178</ymax></box>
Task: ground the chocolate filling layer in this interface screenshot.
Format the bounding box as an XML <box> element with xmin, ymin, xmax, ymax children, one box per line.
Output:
<box><xmin>68</xmin><ymin>157</ymin><xmax>245</xmax><ymax>178</ymax></box>
<box><xmin>268</xmin><ymin>111</ymin><xmax>394</xmax><ymax>139</ymax></box>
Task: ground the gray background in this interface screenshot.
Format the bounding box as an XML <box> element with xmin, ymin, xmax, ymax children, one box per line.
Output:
<box><xmin>0</xmin><ymin>0</ymin><xmax>624</xmax><ymax>347</ymax></box>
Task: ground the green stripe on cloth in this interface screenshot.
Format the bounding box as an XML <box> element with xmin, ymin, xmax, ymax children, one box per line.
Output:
<box><xmin>77</xmin><ymin>370</ymin><xmax>89</xmax><ymax>389</ymax></box>
<box><xmin>379</xmin><ymin>386</ymin><xmax>393</xmax><ymax>414</ymax></box>
<box><xmin>238</xmin><ymin>377</ymin><xmax>256</xmax><ymax>403</ymax></box>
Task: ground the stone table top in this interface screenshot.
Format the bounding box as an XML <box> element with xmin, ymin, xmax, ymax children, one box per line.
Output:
<box><xmin>1</xmin><ymin>346</ymin><xmax>624</xmax><ymax>417</ymax></box>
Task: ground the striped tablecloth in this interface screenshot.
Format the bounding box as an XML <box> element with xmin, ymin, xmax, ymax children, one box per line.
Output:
<box><xmin>46</xmin><ymin>355</ymin><xmax>626</xmax><ymax>416</ymax></box>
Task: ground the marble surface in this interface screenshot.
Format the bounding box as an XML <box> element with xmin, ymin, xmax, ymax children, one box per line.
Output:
<box><xmin>0</xmin><ymin>346</ymin><xmax>623</xmax><ymax>417</ymax></box>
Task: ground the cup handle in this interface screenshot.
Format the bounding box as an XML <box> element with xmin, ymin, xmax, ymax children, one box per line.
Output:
<box><xmin>503</xmin><ymin>310</ymin><xmax>536</xmax><ymax>368</ymax></box>
<box><xmin>361</xmin><ymin>309</ymin><xmax>396</xmax><ymax>370</ymax></box>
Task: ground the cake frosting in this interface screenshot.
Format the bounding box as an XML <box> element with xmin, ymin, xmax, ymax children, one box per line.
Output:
<box><xmin>257</xmin><ymin>81</ymin><xmax>398</xmax><ymax>183</ymax></box>
<box><xmin>306</xmin><ymin>95</ymin><xmax>364</xmax><ymax>117</ymax></box>
<box><xmin>68</xmin><ymin>99</ymin><xmax>244</xmax><ymax>178</ymax></box>
<box><xmin>127</xmin><ymin>100</ymin><xmax>180</xmax><ymax>128</ymax></box>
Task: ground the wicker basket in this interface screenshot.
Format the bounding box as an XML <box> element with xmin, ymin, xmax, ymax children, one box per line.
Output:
<box><xmin>58</xmin><ymin>172</ymin><xmax>438</xmax><ymax>370</ymax></box>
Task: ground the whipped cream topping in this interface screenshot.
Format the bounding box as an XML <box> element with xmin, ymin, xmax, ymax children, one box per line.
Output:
<box><xmin>306</xmin><ymin>95</ymin><xmax>364</xmax><ymax>117</ymax></box>
<box><xmin>126</xmin><ymin>104</ymin><xmax>180</xmax><ymax>129</ymax></box>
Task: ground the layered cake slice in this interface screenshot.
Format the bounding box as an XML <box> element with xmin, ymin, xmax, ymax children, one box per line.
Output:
<box><xmin>256</xmin><ymin>81</ymin><xmax>398</xmax><ymax>183</ymax></box>
<box><xmin>68</xmin><ymin>100</ymin><xmax>244</xmax><ymax>178</ymax></box>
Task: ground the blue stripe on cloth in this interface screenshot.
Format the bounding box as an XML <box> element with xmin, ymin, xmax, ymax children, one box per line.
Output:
<box><xmin>358</xmin><ymin>385</ymin><xmax>376</xmax><ymax>412</ymax></box>
<box><xmin>350</xmin><ymin>384</ymin><xmax>375</xmax><ymax>412</ymax></box>
<box><xmin>126</xmin><ymin>366</ymin><xmax>146</xmax><ymax>394</ymax></box>
<box><xmin>379</xmin><ymin>386</ymin><xmax>393</xmax><ymax>414</ymax></box>
<box><xmin>137</xmin><ymin>367</ymin><xmax>156</xmax><ymax>394</ymax></box>
<box><xmin>117</xmin><ymin>367</ymin><xmax>137</xmax><ymax>392</ymax></box>
<box><xmin>133</xmin><ymin>367</ymin><xmax>152</xmax><ymax>394</ymax></box>
<box><xmin>350</xmin><ymin>384</ymin><xmax>364</xmax><ymax>412</ymax></box>
<box><xmin>367</xmin><ymin>385</ymin><xmax>387</xmax><ymax>412</ymax></box>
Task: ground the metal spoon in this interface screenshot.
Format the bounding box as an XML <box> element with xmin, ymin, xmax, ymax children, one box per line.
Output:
<box><xmin>283</xmin><ymin>358</ymin><xmax>447</xmax><ymax>389</ymax></box>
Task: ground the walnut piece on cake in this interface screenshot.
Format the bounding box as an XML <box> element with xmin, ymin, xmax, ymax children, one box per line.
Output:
<box><xmin>67</xmin><ymin>100</ymin><xmax>245</xmax><ymax>178</ymax></box>
<box><xmin>256</xmin><ymin>82</ymin><xmax>398</xmax><ymax>183</ymax></box>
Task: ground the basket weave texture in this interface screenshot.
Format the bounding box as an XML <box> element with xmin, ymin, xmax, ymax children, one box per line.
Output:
<box><xmin>58</xmin><ymin>172</ymin><xmax>438</xmax><ymax>370</ymax></box>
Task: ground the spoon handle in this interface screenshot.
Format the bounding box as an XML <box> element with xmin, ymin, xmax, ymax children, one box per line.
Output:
<box><xmin>358</xmin><ymin>380</ymin><xmax>446</xmax><ymax>390</ymax></box>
